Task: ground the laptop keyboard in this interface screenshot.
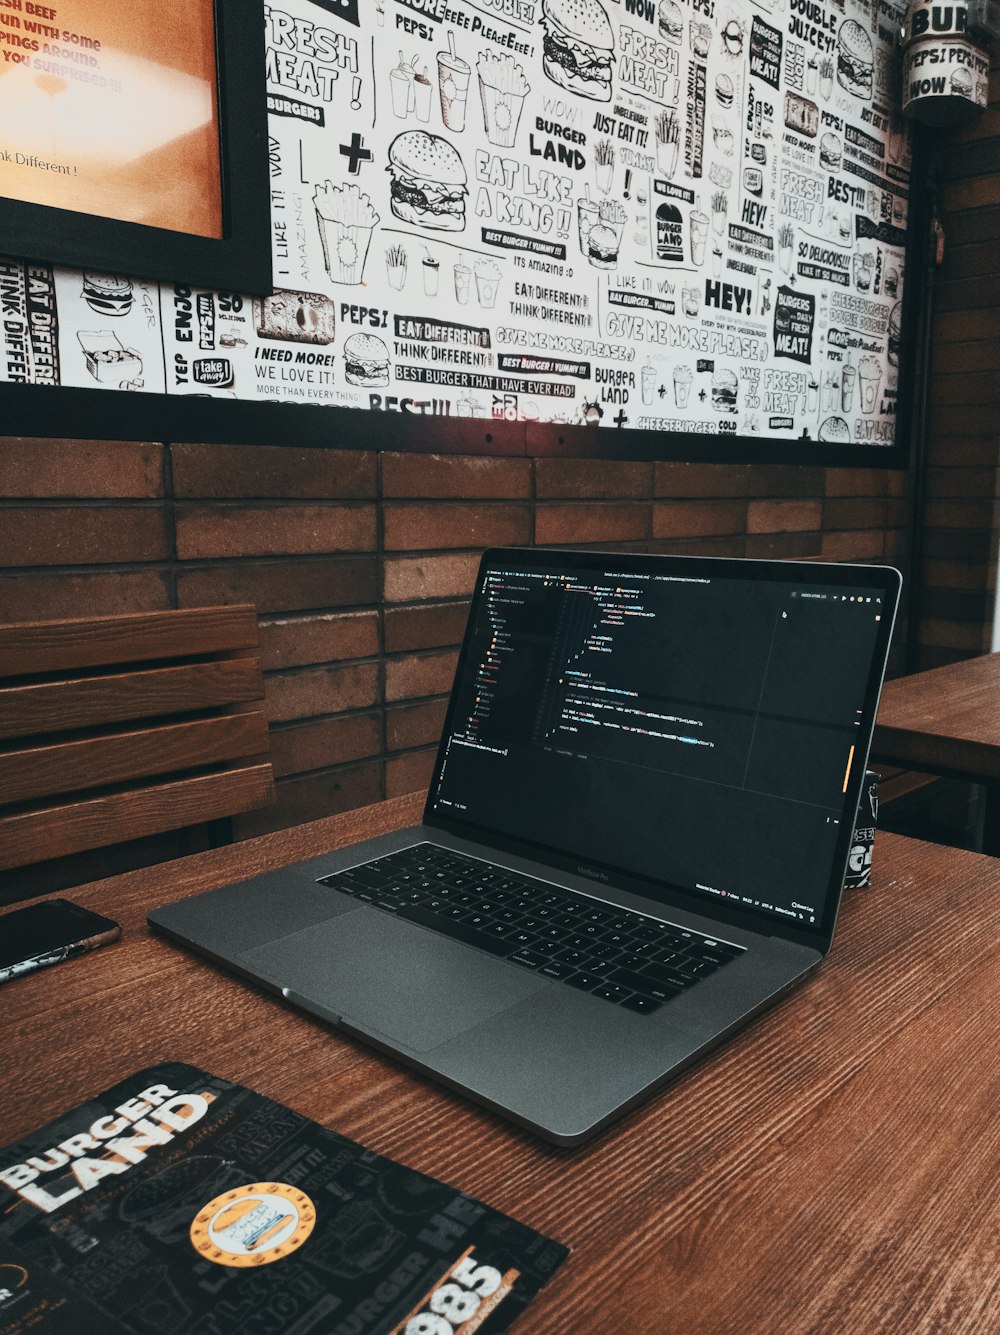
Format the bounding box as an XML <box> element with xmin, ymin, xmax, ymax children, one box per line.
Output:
<box><xmin>317</xmin><ymin>843</ymin><xmax>745</xmax><ymax>1016</ymax></box>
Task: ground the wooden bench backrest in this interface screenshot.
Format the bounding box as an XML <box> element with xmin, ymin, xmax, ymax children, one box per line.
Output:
<box><xmin>0</xmin><ymin>606</ymin><xmax>274</xmax><ymax>872</ymax></box>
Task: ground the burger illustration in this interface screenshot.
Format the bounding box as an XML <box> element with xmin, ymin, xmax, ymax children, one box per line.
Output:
<box><xmin>887</xmin><ymin>302</ymin><xmax>902</xmax><ymax>367</ymax></box>
<box><xmin>720</xmin><ymin>10</ymin><xmax>745</xmax><ymax>58</ymax></box>
<box><xmin>82</xmin><ymin>273</ymin><xmax>133</xmax><ymax>317</ymax></box>
<box><xmin>818</xmin><ymin>416</ymin><xmax>850</xmax><ymax>443</ymax></box>
<box><xmin>255</xmin><ymin>289</ymin><xmax>336</xmax><ymax>345</ymax></box>
<box><xmin>343</xmin><ymin>333</ymin><xmax>390</xmax><ymax>387</ymax></box>
<box><xmin>819</xmin><ymin>133</ymin><xmax>842</xmax><ymax>171</ymax></box>
<box><xmin>387</xmin><ymin>131</ymin><xmax>467</xmax><ymax>232</ymax></box>
<box><xmin>712</xmin><ymin>368</ymin><xmax>738</xmax><ymax>414</ymax></box>
<box><xmin>837</xmin><ymin>20</ymin><xmax>874</xmax><ymax>100</ymax></box>
<box><xmin>658</xmin><ymin>0</ymin><xmax>683</xmax><ymax>45</ymax></box>
<box><xmin>540</xmin><ymin>0</ymin><xmax>615</xmax><ymax>103</ymax></box>
<box><xmin>715</xmin><ymin>74</ymin><xmax>734</xmax><ymax>109</ymax></box>
<box><xmin>950</xmin><ymin>67</ymin><xmax>974</xmax><ymax>100</ymax></box>
<box><xmin>587</xmin><ymin>223</ymin><xmax>620</xmax><ymax>268</ymax></box>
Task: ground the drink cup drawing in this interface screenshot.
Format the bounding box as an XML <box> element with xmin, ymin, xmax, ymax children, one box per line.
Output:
<box><xmin>712</xmin><ymin>246</ymin><xmax>723</xmax><ymax>277</ymax></box>
<box><xmin>594</xmin><ymin>138</ymin><xmax>615</xmax><ymax>194</ymax></box>
<box><xmin>453</xmin><ymin>257</ymin><xmax>471</xmax><ymax>304</ymax></box>
<box><xmin>806</xmin><ymin>58</ymin><xmax>818</xmax><ymax>95</ymax></box>
<box><xmin>807</xmin><ymin>379</ymin><xmax>819</xmax><ymax>413</ymax></box>
<box><xmin>385</xmin><ymin>243</ymin><xmax>407</xmax><ymax>291</ymax></box>
<box><xmin>413</xmin><ymin>67</ymin><xmax>433</xmax><ymax>122</ymax></box>
<box><xmin>391</xmin><ymin>53</ymin><xmax>415</xmax><ymax>119</ymax></box>
<box><xmin>858</xmin><ymin>356</ymin><xmax>881</xmax><ymax>414</ymax></box>
<box><xmin>314</xmin><ymin>181</ymin><xmax>380</xmax><ymax>286</ymax></box>
<box><xmin>474</xmin><ymin>258</ymin><xmax>502</xmax><ymax>308</ymax></box>
<box><xmin>437</xmin><ymin>33</ymin><xmax>471</xmax><ymax>132</ymax></box>
<box><xmin>841</xmin><ymin>361</ymin><xmax>857</xmax><ymax>412</ymax></box>
<box><xmin>690</xmin><ymin>211</ymin><xmax>709</xmax><ymax>266</ymax></box>
<box><xmin>673</xmin><ymin>365</ymin><xmax>693</xmax><ymax>408</ymax></box>
<box><xmin>422</xmin><ymin>255</ymin><xmax>440</xmax><ymax>296</ymax></box>
<box><xmin>477</xmin><ymin>51</ymin><xmax>530</xmax><ymax>147</ymax></box>
<box><xmin>641</xmin><ymin>365</ymin><xmax>656</xmax><ymax>405</ymax></box>
<box><xmin>824</xmin><ymin>370</ymin><xmax>840</xmax><ymax>412</ymax></box>
<box><xmin>578</xmin><ymin>192</ymin><xmax>600</xmax><ymax>253</ymax></box>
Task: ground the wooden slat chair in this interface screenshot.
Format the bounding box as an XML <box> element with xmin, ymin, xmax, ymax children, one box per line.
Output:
<box><xmin>0</xmin><ymin>606</ymin><xmax>274</xmax><ymax>876</ymax></box>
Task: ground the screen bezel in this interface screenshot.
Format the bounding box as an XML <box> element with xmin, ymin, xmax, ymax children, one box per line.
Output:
<box><xmin>423</xmin><ymin>547</ymin><xmax>901</xmax><ymax>950</ymax></box>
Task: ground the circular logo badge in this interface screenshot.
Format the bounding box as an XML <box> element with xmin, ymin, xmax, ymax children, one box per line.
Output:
<box><xmin>190</xmin><ymin>1182</ymin><xmax>316</xmax><ymax>1268</ymax></box>
<box><xmin>0</xmin><ymin>1264</ymin><xmax>28</xmax><ymax>1296</ymax></box>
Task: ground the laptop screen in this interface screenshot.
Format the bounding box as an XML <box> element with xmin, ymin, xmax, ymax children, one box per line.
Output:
<box><xmin>427</xmin><ymin>550</ymin><xmax>899</xmax><ymax>938</ymax></box>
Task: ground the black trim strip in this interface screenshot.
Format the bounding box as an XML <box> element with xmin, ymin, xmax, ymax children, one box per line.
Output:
<box><xmin>0</xmin><ymin>382</ymin><xmax>909</xmax><ymax>466</ymax></box>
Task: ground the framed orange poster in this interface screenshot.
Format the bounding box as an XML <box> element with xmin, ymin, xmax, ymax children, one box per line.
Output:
<box><xmin>0</xmin><ymin>0</ymin><xmax>270</xmax><ymax>292</ymax></box>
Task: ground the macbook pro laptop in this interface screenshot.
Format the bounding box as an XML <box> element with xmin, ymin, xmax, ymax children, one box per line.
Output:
<box><xmin>150</xmin><ymin>549</ymin><xmax>901</xmax><ymax>1145</ymax></box>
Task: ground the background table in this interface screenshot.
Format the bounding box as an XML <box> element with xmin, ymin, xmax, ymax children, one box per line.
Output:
<box><xmin>873</xmin><ymin>652</ymin><xmax>1000</xmax><ymax>853</ymax></box>
<box><xmin>2</xmin><ymin>793</ymin><xmax>998</xmax><ymax>1334</ymax></box>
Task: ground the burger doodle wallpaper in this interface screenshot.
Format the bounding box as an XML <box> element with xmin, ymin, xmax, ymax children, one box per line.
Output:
<box><xmin>0</xmin><ymin>0</ymin><xmax>912</xmax><ymax>453</ymax></box>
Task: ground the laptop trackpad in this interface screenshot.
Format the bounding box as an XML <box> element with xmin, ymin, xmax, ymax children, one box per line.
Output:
<box><xmin>236</xmin><ymin>910</ymin><xmax>546</xmax><ymax>1053</ymax></box>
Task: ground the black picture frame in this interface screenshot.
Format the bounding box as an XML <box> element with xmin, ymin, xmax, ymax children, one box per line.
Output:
<box><xmin>0</xmin><ymin>0</ymin><xmax>271</xmax><ymax>296</ymax></box>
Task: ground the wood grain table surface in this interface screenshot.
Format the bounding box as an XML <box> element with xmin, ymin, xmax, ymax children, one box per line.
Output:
<box><xmin>873</xmin><ymin>652</ymin><xmax>1000</xmax><ymax>781</ymax></box>
<box><xmin>2</xmin><ymin>792</ymin><xmax>998</xmax><ymax>1334</ymax></box>
<box><xmin>873</xmin><ymin>652</ymin><xmax>1000</xmax><ymax>853</ymax></box>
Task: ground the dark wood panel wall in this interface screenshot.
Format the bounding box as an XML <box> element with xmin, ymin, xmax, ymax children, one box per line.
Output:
<box><xmin>921</xmin><ymin>59</ymin><xmax>1000</xmax><ymax>665</ymax></box>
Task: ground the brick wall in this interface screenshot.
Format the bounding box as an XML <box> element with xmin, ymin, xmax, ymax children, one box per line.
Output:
<box><xmin>0</xmin><ymin>435</ymin><xmax>907</xmax><ymax>857</ymax></box>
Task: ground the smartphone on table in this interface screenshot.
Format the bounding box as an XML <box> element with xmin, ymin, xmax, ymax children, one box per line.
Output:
<box><xmin>0</xmin><ymin>899</ymin><xmax>121</xmax><ymax>985</ymax></box>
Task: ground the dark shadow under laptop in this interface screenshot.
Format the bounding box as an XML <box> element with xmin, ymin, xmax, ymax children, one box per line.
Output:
<box><xmin>150</xmin><ymin>549</ymin><xmax>901</xmax><ymax>1145</ymax></box>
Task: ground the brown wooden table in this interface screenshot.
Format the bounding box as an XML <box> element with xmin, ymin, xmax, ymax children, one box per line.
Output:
<box><xmin>873</xmin><ymin>652</ymin><xmax>1000</xmax><ymax>853</ymax></box>
<box><xmin>2</xmin><ymin>793</ymin><xmax>998</xmax><ymax>1334</ymax></box>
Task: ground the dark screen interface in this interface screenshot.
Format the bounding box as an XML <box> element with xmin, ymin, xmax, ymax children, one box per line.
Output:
<box><xmin>429</xmin><ymin>562</ymin><xmax>887</xmax><ymax>930</ymax></box>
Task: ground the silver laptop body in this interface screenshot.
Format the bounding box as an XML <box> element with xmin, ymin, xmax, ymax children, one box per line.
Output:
<box><xmin>151</xmin><ymin>549</ymin><xmax>901</xmax><ymax>1146</ymax></box>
